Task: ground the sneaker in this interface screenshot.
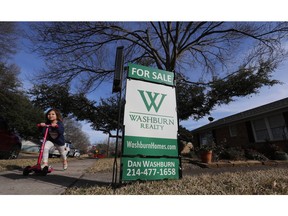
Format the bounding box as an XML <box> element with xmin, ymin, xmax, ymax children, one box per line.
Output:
<box><xmin>42</xmin><ymin>166</ymin><xmax>49</xmax><ymax>175</ymax></box>
<box><xmin>42</xmin><ymin>165</ymin><xmax>53</xmax><ymax>176</ymax></box>
<box><xmin>41</xmin><ymin>164</ymin><xmax>49</xmax><ymax>169</ymax></box>
<box><xmin>63</xmin><ymin>163</ymin><xmax>68</xmax><ymax>170</ymax></box>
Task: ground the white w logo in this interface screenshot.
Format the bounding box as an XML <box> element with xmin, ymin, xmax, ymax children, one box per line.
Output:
<box><xmin>138</xmin><ymin>90</ymin><xmax>167</xmax><ymax>113</ymax></box>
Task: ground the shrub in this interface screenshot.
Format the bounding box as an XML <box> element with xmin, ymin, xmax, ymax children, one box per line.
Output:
<box><xmin>244</xmin><ymin>149</ymin><xmax>269</xmax><ymax>161</ymax></box>
<box><xmin>217</xmin><ymin>147</ymin><xmax>246</xmax><ymax>160</ymax></box>
<box><xmin>273</xmin><ymin>151</ymin><xmax>288</xmax><ymax>160</ymax></box>
<box><xmin>260</xmin><ymin>142</ymin><xmax>280</xmax><ymax>159</ymax></box>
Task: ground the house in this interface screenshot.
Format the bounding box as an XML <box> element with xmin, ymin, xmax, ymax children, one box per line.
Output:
<box><xmin>191</xmin><ymin>97</ymin><xmax>288</xmax><ymax>153</ymax></box>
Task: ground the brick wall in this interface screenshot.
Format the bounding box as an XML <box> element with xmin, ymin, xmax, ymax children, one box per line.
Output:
<box><xmin>213</xmin><ymin>122</ymin><xmax>250</xmax><ymax>147</ymax></box>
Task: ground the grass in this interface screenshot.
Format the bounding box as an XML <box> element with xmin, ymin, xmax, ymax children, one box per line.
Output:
<box><xmin>1</xmin><ymin>156</ymin><xmax>288</xmax><ymax>195</ymax></box>
<box><xmin>64</xmin><ymin>158</ymin><xmax>288</xmax><ymax>195</ymax></box>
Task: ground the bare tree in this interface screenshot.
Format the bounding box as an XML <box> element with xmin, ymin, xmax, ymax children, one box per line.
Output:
<box><xmin>27</xmin><ymin>22</ymin><xmax>288</xmax><ymax>119</ymax></box>
<box><xmin>0</xmin><ymin>22</ymin><xmax>18</xmax><ymax>61</ymax></box>
<box><xmin>63</xmin><ymin>117</ymin><xmax>91</xmax><ymax>152</ymax></box>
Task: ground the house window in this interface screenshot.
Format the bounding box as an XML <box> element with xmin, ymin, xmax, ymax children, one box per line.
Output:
<box><xmin>252</xmin><ymin>114</ymin><xmax>288</xmax><ymax>142</ymax></box>
<box><xmin>199</xmin><ymin>131</ymin><xmax>214</xmax><ymax>145</ymax></box>
<box><xmin>252</xmin><ymin>118</ymin><xmax>269</xmax><ymax>141</ymax></box>
<box><xmin>229</xmin><ymin>125</ymin><xmax>237</xmax><ymax>137</ymax></box>
<box><xmin>267</xmin><ymin>114</ymin><xmax>287</xmax><ymax>140</ymax></box>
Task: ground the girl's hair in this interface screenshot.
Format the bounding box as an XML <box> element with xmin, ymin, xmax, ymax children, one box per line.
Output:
<box><xmin>45</xmin><ymin>108</ymin><xmax>63</xmax><ymax>122</ymax></box>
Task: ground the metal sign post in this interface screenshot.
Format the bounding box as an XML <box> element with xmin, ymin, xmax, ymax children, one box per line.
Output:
<box><xmin>111</xmin><ymin>46</ymin><xmax>124</xmax><ymax>189</ymax></box>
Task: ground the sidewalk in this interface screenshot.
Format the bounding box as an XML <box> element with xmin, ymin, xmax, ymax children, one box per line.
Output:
<box><xmin>0</xmin><ymin>158</ymin><xmax>101</xmax><ymax>195</ymax></box>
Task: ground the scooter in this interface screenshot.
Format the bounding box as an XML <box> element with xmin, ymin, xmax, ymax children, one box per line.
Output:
<box><xmin>23</xmin><ymin>124</ymin><xmax>55</xmax><ymax>176</ymax></box>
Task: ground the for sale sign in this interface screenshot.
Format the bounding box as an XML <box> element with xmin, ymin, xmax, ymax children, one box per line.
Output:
<box><xmin>123</xmin><ymin>64</ymin><xmax>178</xmax><ymax>156</ymax></box>
<box><xmin>121</xmin><ymin>63</ymin><xmax>180</xmax><ymax>181</ymax></box>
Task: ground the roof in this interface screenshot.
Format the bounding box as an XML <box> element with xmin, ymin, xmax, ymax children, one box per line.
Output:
<box><xmin>192</xmin><ymin>97</ymin><xmax>288</xmax><ymax>133</ymax></box>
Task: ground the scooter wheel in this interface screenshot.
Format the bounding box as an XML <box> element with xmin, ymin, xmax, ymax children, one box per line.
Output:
<box><xmin>42</xmin><ymin>166</ymin><xmax>49</xmax><ymax>176</ymax></box>
<box><xmin>23</xmin><ymin>166</ymin><xmax>31</xmax><ymax>176</ymax></box>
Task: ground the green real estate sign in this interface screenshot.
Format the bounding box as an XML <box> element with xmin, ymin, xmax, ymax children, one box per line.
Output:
<box><xmin>121</xmin><ymin>63</ymin><xmax>180</xmax><ymax>181</ymax></box>
<box><xmin>123</xmin><ymin>64</ymin><xmax>178</xmax><ymax>157</ymax></box>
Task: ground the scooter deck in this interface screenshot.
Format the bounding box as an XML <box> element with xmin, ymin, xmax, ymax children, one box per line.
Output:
<box><xmin>23</xmin><ymin>164</ymin><xmax>53</xmax><ymax>176</ymax></box>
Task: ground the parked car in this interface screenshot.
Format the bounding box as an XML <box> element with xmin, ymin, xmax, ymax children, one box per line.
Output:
<box><xmin>74</xmin><ymin>150</ymin><xmax>80</xmax><ymax>158</ymax></box>
<box><xmin>68</xmin><ymin>146</ymin><xmax>81</xmax><ymax>158</ymax></box>
<box><xmin>48</xmin><ymin>141</ymin><xmax>71</xmax><ymax>158</ymax></box>
<box><xmin>0</xmin><ymin>117</ymin><xmax>22</xmax><ymax>159</ymax></box>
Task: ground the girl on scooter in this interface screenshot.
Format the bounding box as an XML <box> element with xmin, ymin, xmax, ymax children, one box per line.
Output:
<box><xmin>39</xmin><ymin>108</ymin><xmax>68</xmax><ymax>170</ymax></box>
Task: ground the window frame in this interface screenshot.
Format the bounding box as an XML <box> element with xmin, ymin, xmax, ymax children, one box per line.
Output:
<box><xmin>229</xmin><ymin>125</ymin><xmax>237</xmax><ymax>137</ymax></box>
<box><xmin>251</xmin><ymin>113</ymin><xmax>288</xmax><ymax>142</ymax></box>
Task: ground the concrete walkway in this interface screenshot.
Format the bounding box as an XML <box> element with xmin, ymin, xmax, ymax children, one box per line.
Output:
<box><xmin>0</xmin><ymin>158</ymin><xmax>105</xmax><ymax>195</ymax></box>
